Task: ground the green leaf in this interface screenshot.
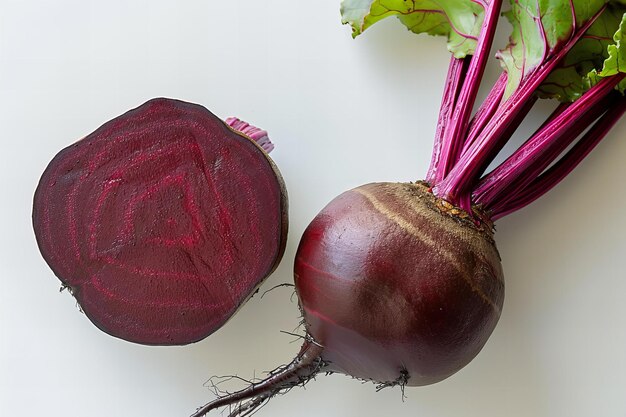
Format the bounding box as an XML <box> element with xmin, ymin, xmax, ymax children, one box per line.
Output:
<box><xmin>585</xmin><ymin>11</ymin><xmax>626</xmax><ymax>92</ymax></box>
<box><xmin>497</xmin><ymin>0</ymin><xmax>607</xmax><ymax>99</ymax></box>
<box><xmin>538</xmin><ymin>4</ymin><xmax>626</xmax><ymax>101</ymax></box>
<box><xmin>340</xmin><ymin>0</ymin><xmax>485</xmax><ymax>58</ymax></box>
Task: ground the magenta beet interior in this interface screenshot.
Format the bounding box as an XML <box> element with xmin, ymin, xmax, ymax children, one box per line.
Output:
<box><xmin>33</xmin><ymin>98</ymin><xmax>287</xmax><ymax>345</ymax></box>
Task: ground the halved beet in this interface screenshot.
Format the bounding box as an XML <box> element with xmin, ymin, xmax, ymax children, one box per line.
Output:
<box><xmin>33</xmin><ymin>98</ymin><xmax>288</xmax><ymax>345</ymax></box>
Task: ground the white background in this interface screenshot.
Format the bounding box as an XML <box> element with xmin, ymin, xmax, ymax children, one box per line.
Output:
<box><xmin>1</xmin><ymin>1</ymin><xmax>625</xmax><ymax>416</ymax></box>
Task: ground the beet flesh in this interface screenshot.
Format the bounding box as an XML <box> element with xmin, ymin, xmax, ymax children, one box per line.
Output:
<box><xmin>294</xmin><ymin>182</ymin><xmax>504</xmax><ymax>385</ymax></box>
<box><xmin>33</xmin><ymin>98</ymin><xmax>287</xmax><ymax>345</ymax></box>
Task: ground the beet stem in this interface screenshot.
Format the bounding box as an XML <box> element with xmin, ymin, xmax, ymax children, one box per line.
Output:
<box><xmin>432</xmin><ymin>5</ymin><xmax>606</xmax><ymax>203</ymax></box>
<box><xmin>474</xmin><ymin>75</ymin><xmax>625</xmax><ymax>209</ymax></box>
<box><xmin>225</xmin><ymin>117</ymin><xmax>274</xmax><ymax>153</ymax></box>
<box><xmin>190</xmin><ymin>342</ymin><xmax>324</xmax><ymax>417</ymax></box>
<box><xmin>426</xmin><ymin>56</ymin><xmax>469</xmax><ymax>184</ymax></box>
<box><xmin>461</xmin><ymin>73</ymin><xmax>508</xmax><ymax>155</ymax></box>
<box><xmin>433</xmin><ymin>0</ymin><xmax>503</xmax><ymax>182</ymax></box>
<box><xmin>457</xmin><ymin>95</ymin><xmax>537</xmax><ymax>213</ymax></box>
<box><xmin>491</xmin><ymin>94</ymin><xmax>626</xmax><ymax>219</ymax></box>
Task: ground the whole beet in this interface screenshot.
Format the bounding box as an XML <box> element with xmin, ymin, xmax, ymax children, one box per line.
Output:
<box><xmin>294</xmin><ymin>182</ymin><xmax>504</xmax><ymax>385</ymax></box>
<box><xmin>191</xmin><ymin>181</ymin><xmax>505</xmax><ymax>416</ymax></box>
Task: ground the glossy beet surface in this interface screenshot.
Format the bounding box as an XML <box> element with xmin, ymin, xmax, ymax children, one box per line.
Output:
<box><xmin>33</xmin><ymin>98</ymin><xmax>287</xmax><ymax>345</ymax></box>
<box><xmin>295</xmin><ymin>182</ymin><xmax>504</xmax><ymax>385</ymax></box>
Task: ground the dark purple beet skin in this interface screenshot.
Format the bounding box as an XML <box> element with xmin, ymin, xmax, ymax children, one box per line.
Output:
<box><xmin>295</xmin><ymin>182</ymin><xmax>504</xmax><ymax>385</ymax></box>
<box><xmin>190</xmin><ymin>182</ymin><xmax>504</xmax><ymax>416</ymax></box>
<box><xmin>33</xmin><ymin>98</ymin><xmax>287</xmax><ymax>345</ymax></box>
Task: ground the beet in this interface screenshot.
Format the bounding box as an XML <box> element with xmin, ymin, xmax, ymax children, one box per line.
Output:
<box><xmin>191</xmin><ymin>182</ymin><xmax>504</xmax><ymax>416</ymax></box>
<box><xmin>33</xmin><ymin>98</ymin><xmax>287</xmax><ymax>345</ymax></box>
<box><xmin>190</xmin><ymin>1</ymin><xmax>626</xmax><ymax>413</ymax></box>
<box><xmin>295</xmin><ymin>182</ymin><xmax>504</xmax><ymax>385</ymax></box>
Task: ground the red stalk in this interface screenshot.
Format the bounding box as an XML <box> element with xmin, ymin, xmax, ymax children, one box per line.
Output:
<box><xmin>431</xmin><ymin>0</ymin><xmax>503</xmax><ymax>183</ymax></box>
<box><xmin>459</xmin><ymin>95</ymin><xmax>537</xmax><ymax>214</ymax></box>
<box><xmin>474</xmin><ymin>75</ymin><xmax>624</xmax><ymax>209</ymax></box>
<box><xmin>462</xmin><ymin>73</ymin><xmax>508</xmax><ymax>155</ymax></box>
<box><xmin>432</xmin><ymin>5</ymin><xmax>606</xmax><ymax>204</ymax></box>
<box><xmin>426</xmin><ymin>57</ymin><xmax>469</xmax><ymax>183</ymax></box>
<box><xmin>491</xmin><ymin>95</ymin><xmax>626</xmax><ymax>220</ymax></box>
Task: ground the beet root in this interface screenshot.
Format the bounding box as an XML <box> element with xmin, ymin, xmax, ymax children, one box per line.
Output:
<box><xmin>192</xmin><ymin>182</ymin><xmax>504</xmax><ymax>416</ymax></box>
<box><xmin>295</xmin><ymin>182</ymin><xmax>504</xmax><ymax>385</ymax></box>
<box><xmin>33</xmin><ymin>98</ymin><xmax>288</xmax><ymax>345</ymax></box>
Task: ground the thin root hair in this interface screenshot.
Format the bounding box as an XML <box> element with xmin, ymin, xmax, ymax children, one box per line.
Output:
<box><xmin>260</xmin><ymin>283</ymin><xmax>295</xmax><ymax>299</ymax></box>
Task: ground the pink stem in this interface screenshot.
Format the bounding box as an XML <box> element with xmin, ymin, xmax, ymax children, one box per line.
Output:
<box><xmin>433</xmin><ymin>5</ymin><xmax>606</xmax><ymax>203</ymax></box>
<box><xmin>226</xmin><ymin>117</ymin><xmax>274</xmax><ymax>153</ymax></box>
<box><xmin>426</xmin><ymin>57</ymin><xmax>468</xmax><ymax>183</ymax></box>
<box><xmin>432</xmin><ymin>0</ymin><xmax>503</xmax><ymax>183</ymax></box>
<box><xmin>460</xmin><ymin>94</ymin><xmax>537</xmax><ymax>212</ymax></box>
<box><xmin>474</xmin><ymin>75</ymin><xmax>624</xmax><ymax>209</ymax></box>
<box><xmin>491</xmin><ymin>95</ymin><xmax>626</xmax><ymax>220</ymax></box>
<box><xmin>462</xmin><ymin>73</ymin><xmax>508</xmax><ymax>155</ymax></box>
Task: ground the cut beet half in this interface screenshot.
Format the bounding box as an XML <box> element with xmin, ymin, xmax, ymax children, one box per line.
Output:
<box><xmin>33</xmin><ymin>98</ymin><xmax>288</xmax><ymax>345</ymax></box>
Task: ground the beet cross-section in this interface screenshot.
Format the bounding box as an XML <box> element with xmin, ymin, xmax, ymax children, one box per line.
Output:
<box><xmin>33</xmin><ymin>98</ymin><xmax>288</xmax><ymax>345</ymax></box>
